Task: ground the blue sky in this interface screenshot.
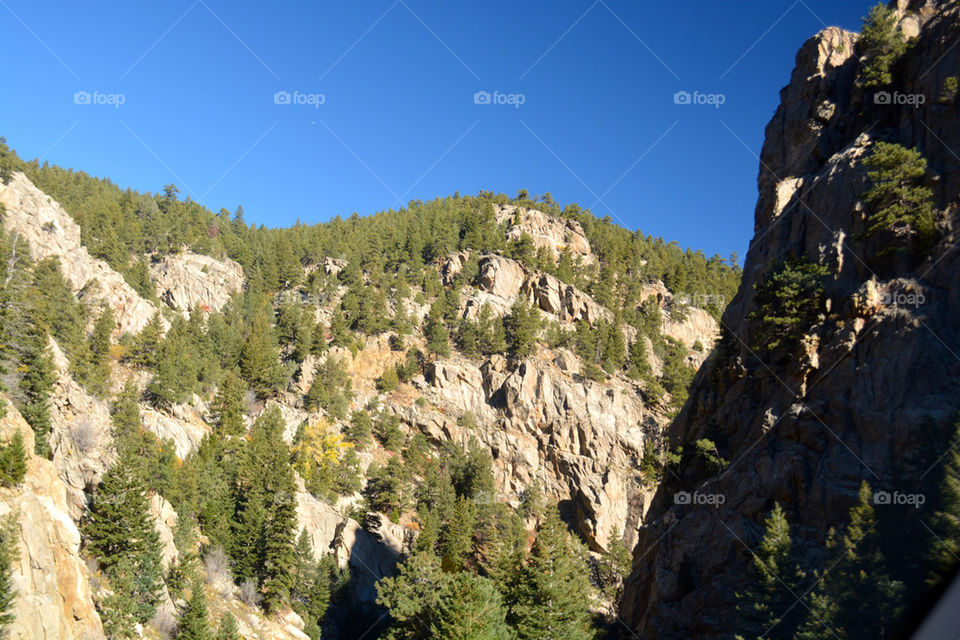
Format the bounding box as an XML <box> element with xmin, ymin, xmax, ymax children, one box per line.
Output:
<box><xmin>1</xmin><ymin>1</ymin><xmax>873</xmax><ymax>261</ymax></box>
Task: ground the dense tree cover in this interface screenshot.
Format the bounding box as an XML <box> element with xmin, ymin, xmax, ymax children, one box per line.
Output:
<box><xmin>1</xmin><ymin>139</ymin><xmax>743</xmax><ymax>424</ymax></box>
<box><xmin>366</xmin><ymin>428</ymin><xmax>606</xmax><ymax>639</ymax></box>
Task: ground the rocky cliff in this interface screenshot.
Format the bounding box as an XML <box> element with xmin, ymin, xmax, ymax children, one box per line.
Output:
<box><xmin>0</xmin><ymin>172</ymin><xmax>160</xmax><ymax>335</ymax></box>
<box><xmin>0</xmin><ymin>402</ymin><xmax>104</xmax><ymax>640</ymax></box>
<box><xmin>620</xmin><ymin>1</ymin><xmax>960</xmax><ymax>636</ymax></box>
<box><xmin>150</xmin><ymin>251</ymin><xmax>245</xmax><ymax>315</ymax></box>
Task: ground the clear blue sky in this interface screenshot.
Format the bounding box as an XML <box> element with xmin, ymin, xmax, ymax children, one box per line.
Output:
<box><xmin>1</xmin><ymin>1</ymin><xmax>873</xmax><ymax>261</ymax></box>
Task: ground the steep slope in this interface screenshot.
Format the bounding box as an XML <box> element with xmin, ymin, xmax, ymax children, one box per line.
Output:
<box><xmin>0</xmin><ymin>173</ymin><xmax>159</xmax><ymax>335</ymax></box>
<box><xmin>620</xmin><ymin>1</ymin><xmax>960</xmax><ymax>637</ymax></box>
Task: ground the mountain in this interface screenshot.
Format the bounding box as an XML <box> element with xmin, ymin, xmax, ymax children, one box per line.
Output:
<box><xmin>620</xmin><ymin>1</ymin><xmax>960</xmax><ymax>637</ymax></box>
<box><xmin>0</xmin><ymin>128</ymin><xmax>735</xmax><ymax>637</ymax></box>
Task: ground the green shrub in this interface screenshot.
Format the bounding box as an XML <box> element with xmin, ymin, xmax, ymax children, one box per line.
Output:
<box><xmin>939</xmin><ymin>76</ymin><xmax>959</xmax><ymax>104</ymax></box>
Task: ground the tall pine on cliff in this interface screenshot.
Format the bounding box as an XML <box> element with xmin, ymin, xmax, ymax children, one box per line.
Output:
<box><xmin>82</xmin><ymin>455</ymin><xmax>164</xmax><ymax>633</ymax></box>
<box><xmin>229</xmin><ymin>407</ymin><xmax>297</xmax><ymax>611</ymax></box>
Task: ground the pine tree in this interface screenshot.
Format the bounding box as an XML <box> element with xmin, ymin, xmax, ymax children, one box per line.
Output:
<box><xmin>858</xmin><ymin>3</ymin><xmax>908</xmax><ymax>87</ymax></box>
<box><xmin>346</xmin><ymin>410</ymin><xmax>373</xmax><ymax>449</ymax></box>
<box><xmin>429</xmin><ymin>572</ymin><xmax>512</xmax><ymax>640</ymax></box>
<box><xmin>210</xmin><ymin>370</ymin><xmax>246</xmax><ymax>438</ymax></box>
<box><xmin>229</xmin><ymin>407</ymin><xmax>297</xmax><ymax>610</ymax></box>
<box><xmin>98</xmin><ymin>557</ymin><xmax>140</xmax><ymax>640</ymax></box>
<box><xmin>216</xmin><ymin>613</ymin><xmax>240</xmax><ymax>640</ymax></box>
<box><xmin>796</xmin><ymin>482</ymin><xmax>904</xmax><ymax>638</ymax></box>
<box><xmin>82</xmin><ymin>456</ymin><xmax>164</xmax><ymax>623</ymax></box>
<box><xmin>240</xmin><ymin>311</ymin><xmax>286</xmax><ymax>398</ymax></box>
<box><xmin>508</xmin><ymin>510</ymin><xmax>596</xmax><ymax>640</ymax></box>
<box><xmin>0</xmin><ymin>431</ymin><xmax>27</xmax><ymax>487</ymax></box>
<box><xmin>175</xmin><ymin>580</ymin><xmax>213</xmax><ymax>640</ymax></box>
<box><xmin>424</xmin><ymin>301</ymin><xmax>450</xmax><ymax>357</ymax></box>
<box><xmin>291</xmin><ymin>531</ymin><xmax>332</xmax><ymax>624</ymax></box>
<box><xmin>735</xmin><ymin>503</ymin><xmax>807</xmax><ymax>639</ymax></box>
<box><xmin>861</xmin><ymin>142</ymin><xmax>936</xmax><ymax>252</ymax></box>
<box><xmin>376</xmin><ymin>552</ymin><xmax>446</xmax><ymax>638</ymax></box>
<box><xmin>0</xmin><ymin>514</ymin><xmax>18</xmax><ymax>638</ymax></box>
<box><xmin>90</xmin><ymin>306</ymin><xmax>115</xmax><ymax>360</ymax></box>
<box><xmin>18</xmin><ymin>328</ymin><xmax>55</xmax><ymax>457</ymax></box>
<box><xmin>305</xmin><ymin>356</ymin><xmax>353</xmax><ymax>419</ymax></box>
<box><xmin>505</xmin><ymin>299</ymin><xmax>541</xmax><ymax>359</ymax></box>
<box><xmin>929</xmin><ymin>421</ymin><xmax>960</xmax><ymax>584</ymax></box>
<box><xmin>130</xmin><ymin>313</ymin><xmax>164</xmax><ymax>367</ymax></box>
<box><xmin>439</xmin><ymin>496</ymin><xmax>476</xmax><ymax>570</ymax></box>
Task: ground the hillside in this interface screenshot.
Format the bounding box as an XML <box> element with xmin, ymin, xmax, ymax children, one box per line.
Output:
<box><xmin>0</xmin><ymin>138</ymin><xmax>737</xmax><ymax>639</ymax></box>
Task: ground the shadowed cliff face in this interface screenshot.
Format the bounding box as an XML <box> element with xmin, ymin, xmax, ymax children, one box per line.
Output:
<box><xmin>620</xmin><ymin>1</ymin><xmax>960</xmax><ymax>637</ymax></box>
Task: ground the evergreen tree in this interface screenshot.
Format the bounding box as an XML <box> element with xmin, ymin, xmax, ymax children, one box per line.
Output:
<box><xmin>129</xmin><ymin>313</ymin><xmax>164</xmax><ymax>368</ymax></box>
<box><xmin>239</xmin><ymin>310</ymin><xmax>286</xmax><ymax>398</ymax></box>
<box><xmin>0</xmin><ymin>431</ymin><xmax>27</xmax><ymax>487</ymax></box>
<box><xmin>508</xmin><ymin>510</ymin><xmax>596</xmax><ymax>640</ymax></box>
<box><xmin>749</xmin><ymin>259</ymin><xmax>829</xmax><ymax>353</ymax></box>
<box><xmin>735</xmin><ymin>503</ymin><xmax>807</xmax><ymax>639</ymax></box>
<box><xmin>175</xmin><ymin>580</ymin><xmax>213</xmax><ymax>640</ymax></box>
<box><xmin>210</xmin><ymin>370</ymin><xmax>246</xmax><ymax>438</ymax></box>
<box><xmin>18</xmin><ymin>327</ymin><xmax>55</xmax><ymax>458</ymax></box>
<box><xmin>377</xmin><ymin>552</ymin><xmax>445</xmax><ymax>638</ymax></box>
<box><xmin>83</xmin><ymin>456</ymin><xmax>164</xmax><ymax>626</ymax></box>
<box><xmin>424</xmin><ymin>301</ymin><xmax>450</xmax><ymax>357</ymax></box>
<box><xmin>305</xmin><ymin>356</ymin><xmax>353</xmax><ymax>419</ymax></box>
<box><xmin>216</xmin><ymin>613</ymin><xmax>240</xmax><ymax>640</ymax></box>
<box><xmin>861</xmin><ymin>142</ymin><xmax>937</xmax><ymax>253</ymax></box>
<box><xmin>429</xmin><ymin>572</ymin><xmax>513</xmax><ymax>640</ymax></box>
<box><xmin>858</xmin><ymin>3</ymin><xmax>908</xmax><ymax>87</ymax></box>
<box><xmin>796</xmin><ymin>482</ymin><xmax>904</xmax><ymax>639</ymax></box>
<box><xmin>504</xmin><ymin>299</ymin><xmax>541</xmax><ymax>359</ymax></box>
<box><xmin>929</xmin><ymin>422</ymin><xmax>960</xmax><ymax>584</ymax></box>
<box><xmin>229</xmin><ymin>407</ymin><xmax>297</xmax><ymax>610</ymax></box>
<box><xmin>346</xmin><ymin>410</ymin><xmax>373</xmax><ymax>449</ymax></box>
<box><xmin>0</xmin><ymin>514</ymin><xmax>18</xmax><ymax>638</ymax></box>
